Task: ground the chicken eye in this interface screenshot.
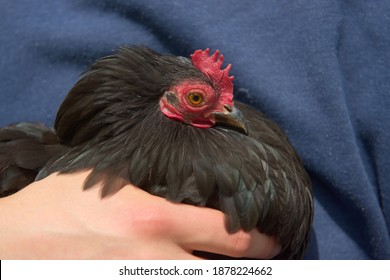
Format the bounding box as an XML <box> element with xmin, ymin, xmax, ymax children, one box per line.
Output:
<box><xmin>187</xmin><ymin>90</ymin><xmax>204</xmax><ymax>106</ymax></box>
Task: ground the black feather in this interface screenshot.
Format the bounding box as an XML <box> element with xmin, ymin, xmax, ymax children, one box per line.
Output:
<box><xmin>0</xmin><ymin>123</ymin><xmax>69</xmax><ymax>196</ymax></box>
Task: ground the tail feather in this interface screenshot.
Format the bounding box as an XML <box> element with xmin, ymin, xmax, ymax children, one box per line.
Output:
<box><xmin>0</xmin><ymin>123</ymin><xmax>69</xmax><ymax>197</ymax></box>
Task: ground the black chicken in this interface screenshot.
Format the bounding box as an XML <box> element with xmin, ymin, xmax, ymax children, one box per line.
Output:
<box><xmin>0</xmin><ymin>46</ymin><xmax>313</xmax><ymax>259</ymax></box>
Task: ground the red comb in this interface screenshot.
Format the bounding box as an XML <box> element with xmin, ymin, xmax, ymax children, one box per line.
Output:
<box><xmin>190</xmin><ymin>49</ymin><xmax>234</xmax><ymax>102</ymax></box>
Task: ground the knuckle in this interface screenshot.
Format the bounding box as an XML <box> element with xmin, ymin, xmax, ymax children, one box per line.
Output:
<box><xmin>114</xmin><ymin>200</ymin><xmax>172</xmax><ymax>237</ymax></box>
<box><xmin>131</xmin><ymin>206</ymin><xmax>170</xmax><ymax>234</ymax></box>
<box><xmin>231</xmin><ymin>230</ymin><xmax>253</xmax><ymax>257</ymax></box>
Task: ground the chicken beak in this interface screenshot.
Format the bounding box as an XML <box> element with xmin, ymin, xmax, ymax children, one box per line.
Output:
<box><xmin>212</xmin><ymin>105</ymin><xmax>248</xmax><ymax>135</ymax></box>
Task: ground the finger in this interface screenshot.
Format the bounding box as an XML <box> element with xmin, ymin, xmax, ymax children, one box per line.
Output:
<box><xmin>115</xmin><ymin>184</ymin><xmax>280</xmax><ymax>259</ymax></box>
<box><xmin>166</xmin><ymin>203</ymin><xmax>281</xmax><ymax>259</ymax></box>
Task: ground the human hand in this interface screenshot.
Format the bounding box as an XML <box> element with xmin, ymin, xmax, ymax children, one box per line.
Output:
<box><xmin>0</xmin><ymin>171</ymin><xmax>280</xmax><ymax>259</ymax></box>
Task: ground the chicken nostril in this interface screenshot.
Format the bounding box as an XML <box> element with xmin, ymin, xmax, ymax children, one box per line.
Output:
<box><xmin>224</xmin><ymin>104</ymin><xmax>233</xmax><ymax>112</ymax></box>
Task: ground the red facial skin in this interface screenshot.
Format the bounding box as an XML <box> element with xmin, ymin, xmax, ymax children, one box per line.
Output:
<box><xmin>160</xmin><ymin>49</ymin><xmax>236</xmax><ymax>128</ymax></box>
<box><xmin>159</xmin><ymin>81</ymin><xmax>234</xmax><ymax>128</ymax></box>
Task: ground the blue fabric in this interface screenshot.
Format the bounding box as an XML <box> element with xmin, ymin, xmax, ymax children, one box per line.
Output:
<box><xmin>1</xmin><ymin>0</ymin><xmax>389</xmax><ymax>259</ymax></box>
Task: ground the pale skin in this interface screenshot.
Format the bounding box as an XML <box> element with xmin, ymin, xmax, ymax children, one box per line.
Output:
<box><xmin>0</xmin><ymin>171</ymin><xmax>280</xmax><ymax>259</ymax></box>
